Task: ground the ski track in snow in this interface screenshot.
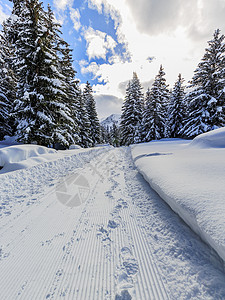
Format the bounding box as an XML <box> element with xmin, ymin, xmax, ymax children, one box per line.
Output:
<box><xmin>0</xmin><ymin>148</ymin><xmax>225</xmax><ymax>299</ymax></box>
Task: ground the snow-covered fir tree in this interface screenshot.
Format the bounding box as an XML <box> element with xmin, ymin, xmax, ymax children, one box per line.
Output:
<box><xmin>6</xmin><ymin>0</ymin><xmax>79</xmax><ymax>148</ymax></box>
<box><xmin>101</xmin><ymin>123</ymin><xmax>121</xmax><ymax>146</ymax></box>
<box><xmin>0</xmin><ymin>28</ymin><xmax>16</xmax><ymax>140</ymax></box>
<box><xmin>167</xmin><ymin>74</ymin><xmax>186</xmax><ymax>138</ymax></box>
<box><xmin>142</xmin><ymin>66</ymin><xmax>169</xmax><ymax>141</ymax></box>
<box><xmin>4</xmin><ymin>0</ymin><xmax>25</xmax><ymax>45</ymax></box>
<box><xmin>47</xmin><ymin>5</ymin><xmax>80</xmax><ymax>147</ymax></box>
<box><xmin>77</xmin><ymin>88</ymin><xmax>92</xmax><ymax>148</ymax></box>
<box><xmin>142</xmin><ymin>88</ymin><xmax>157</xmax><ymax>142</ymax></box>
<box><xmin>101</xmin><ymin>125</ymin><xmax>113</xmax><ymax>145</ymax></box>
<box><xmin>55</xmin><ymin>43</ymin><xmax>80</xmax><ymax>147</ymax></box>
<box><xmin>100</xmin><ymin>125</ymin><xmax>109</xmax><ymax>144</ymax></box>
<box><xmin>111</xmin><ymin>123</ymin><xmax>121</xmax><ymax>147</ymax></box>
<box><xmin>181</xmin><ymin>29</ymin><xmax>225</xmax><ymax>138</ymax></box>
<box><xmin>83</xmin><ymin>82</ymin><xmax>101</xmax><ymax>146</ymax></box>
<box><xmin>120</xmin><ymin>72</ymin><xmax>144</xmax><ymax>145</ymax></box>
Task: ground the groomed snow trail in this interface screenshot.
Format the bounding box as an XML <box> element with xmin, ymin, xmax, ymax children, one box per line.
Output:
<box><xmin>1</xmin><ymin>148</ymin><xmax>225</xmax><ymax>299</ymax></box>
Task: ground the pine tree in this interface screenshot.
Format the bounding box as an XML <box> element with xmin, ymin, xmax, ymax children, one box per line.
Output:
<box><xmin>120</xmin><ymin>72</ymin><xmax>144</xmax><ymax>145</ymax></box>
<box><xmin>111</xmin><ymin>123</ymin><xmax>120</xmax><ymax>147</ymax></box>
<box><xmin>142</xmin><ymin>87</ymin><xmax>163</xmax><ymax>141</ymax></box>
<box><xmin>142</xmin><ymin>88</ymin><xmax>158</xmax><ymax>142</ymax></box>
<box><xmin>46</xmin><ymin>6</ymin><xmax>80</xmax><ymax>147</ymax></box>
<box><xmin>100</xmin><ymin>125</ymin><xmax>108</xmax><ymax>144</ymax></box>
<box><xmin>6</xmin><ymin>0</ymin><xmax>79</xmax><ymax>147</ymax></box>
<box><xmin>167</xmin><ymin>74</ymin><xmax>186</xmax><ymax>138</ymax></box>
<box><xmin>182</xmin><ymin>29</ymin><xmax>225</xmax><ymax>138</ymax></box>
<box><xmin>77</xmin><ymin>88</ymin><xmax>92</xmax><ymax>148</ymax></box>
<box><xmin>4</xmin><ymin>0</ymin><xmax>26</xmax><ymax>45</ymax></box>
<box><xmin>155</xmin><ymin>65</ymin><xmax>170</xmax><ymax>138</ymax></box>
<box><xmin>83</xmin><ymin>82</ymin><xmax>101</xmax><ymax>146</ymax></box>
<box><xmin>0</xmin><ymin>28</ymin><xmax>16</xmax><ymax>140</ymax></box>
<box><xmin>105</xmin><ymin>125</ymin><xmax>113</xmax><ymax>145</ymax></box>
<box><xmin>142</xmin><ymin>66</ymin><xmax>169</xmax><ymax>141</ymax></box>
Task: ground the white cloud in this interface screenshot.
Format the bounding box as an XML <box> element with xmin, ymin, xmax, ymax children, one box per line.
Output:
<box><xmin>53</xmin><ymin>0</ymin><xmax>82</xmax><ymax>31</ymax></box>
<box><xmin>0</xmin><ymin>4</ymin><xmax>9</xmax><ymax>24</ymax></box>
<box><xmin>84</xmin><ymin>0</ymin><xmax>217</xmax><ymax>97</ymax></box>
<box><xmin>87</xmin><ymin>0</ymin><xmax>103</xmax><ymax>13</ymax></box>
<box><xmin>53</xmin><ymin>0</ymin><xmax>74</xmax><ymax>11</ymax></box>
<box><xmin>80</xmin><ymin>61</ymin><xmax>100</xmax><ymax>78</ymax></box>
<box><xmin>125</xmin><ymin>0</ymin><xmax>225</xmax><ymax>44</ymax></box>
<box><xmin>84</xmin><ymin>0</ymin><xmax>225</xmax><ymax>117</ymax></box>
<box><xmin>70</xmin><ymin>7</ymin><xmax>81</xmax><ymax>31</ymax></box>
<box><xmin>83</xmin><ymin>27</ymin><xmax>117</xmax><ymax>60</ymax></box>
<box><xmin>87</xmin><ymin>0</ymin><xmax>129</xmax><ymax>51</ymax></box>
<box><xmin>89</xmin><ymin>58</ymin><xmax>162</xmax><ymax>99</ymax></box>
<box><xmin>94</xmin><ymin>94</ymin><xmax>123</xmax><ymax>119</ymax></box>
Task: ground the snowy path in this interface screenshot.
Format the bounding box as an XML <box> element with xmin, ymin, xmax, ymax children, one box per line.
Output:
<box><xmin>1</xmin><ymin>148</ymin><xmax>225</xmax><ymax>299</ymax></box>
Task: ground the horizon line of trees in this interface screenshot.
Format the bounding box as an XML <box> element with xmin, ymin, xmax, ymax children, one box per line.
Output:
<box><xmin>0</xmin><ymin>0</ymin><xmax>101</xmax><ymax>149</ymax></box>
<box><xmin>119</xmin><ymin>29</ymin><xmax>225</xmax><ymax>145</ymax></box>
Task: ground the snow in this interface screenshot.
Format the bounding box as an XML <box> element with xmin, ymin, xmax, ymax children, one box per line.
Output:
<box><xmin>1</xmin><ymin>144</ymin><xmax>225</xmax><ymax>298</ymax></box>
<box><xmin>69</xmin><ymin>144</ymin><xmax>82</xmax><ymax>150</ymax></box>
<box><xmin>0</xmin><ymin>145</ymin><xmax>57</xmax><ymax>173</ymax></box>
<box><xmin>131</xmin><ymin>128</ymin><xmax>225</xmax><ymax>264</ymax></box>
<box><xmin>190</xmin><ymin>127</ymin><xmax>225</xmax><ymax>148</ymax></box>
<box><xmin>0</xmin><ymin>143</ymin><xmax>113</xmax><ymax>174</ymax></box>
<box><xmin>101</xmin><ymin>113</ymin><xmax>121</xmax><ymax>130</ymax></box>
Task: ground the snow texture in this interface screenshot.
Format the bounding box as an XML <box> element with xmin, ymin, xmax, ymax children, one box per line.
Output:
<box><xmin>0</xmin><ymin>145</ymin><xmax>57</xmax><ymax>173</ymax></box>
<box><xmin>131</xmin><ymin>128</ymin><xmax>225</xmax><ymax>265</ymax></box>
<box><xmin>190</xmin><ymin>127</ymin><xmax>225</xmax><ymax>148</ymax></box>
<box><xmin>1</xmin><ymin>145</ymin><xmax>225</xmax><ymax>298</ymax></box>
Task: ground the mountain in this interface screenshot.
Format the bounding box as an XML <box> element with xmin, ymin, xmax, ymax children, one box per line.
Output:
<box><xmin>100</xmin><ymin>114</ymin><xmax>121</xmax><ymax>130</ymax></box>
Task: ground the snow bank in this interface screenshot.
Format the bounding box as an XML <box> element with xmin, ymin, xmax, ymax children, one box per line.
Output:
<box><xmin>69</xmin><ymin>144</ymin><xmax>82</xmax><ymax>150</ymax></box>
<box><xmin>0</xmin><ymin>144</ymin><xmax>112</xmax><ymax>174</ymax></box>
<box><xmin>190</xmin><ymin>127</ymin><xmax>225</xmax><ymax>148</ymax></box>
<box><xmin>0</xmin><ymin>145</ymin><xmax>58</xmax><ymax>173</ymax></box>
<box><xmin>131</xmin><ymin>129</ymin><xmax>225</xmax><ymax>264</ymax></box>
<box><xmin>0</xmin><ymin>145</ymin><xmax>112</xmax><ymax>218</ymax></box>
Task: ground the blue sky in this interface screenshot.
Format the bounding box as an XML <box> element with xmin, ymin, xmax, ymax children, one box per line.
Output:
<box><xmin>1</xmin><ymin>0</ymin><xmax>225</xmax><ymax>118</ymax></box>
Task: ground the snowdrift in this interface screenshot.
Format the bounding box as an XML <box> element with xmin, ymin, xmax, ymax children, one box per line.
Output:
<box><xmin>190</xmin><ymin>127</ymin><xmax>225</xmax><ymax>148</ymax></box>
<box><xmin>0</xmin><ymin>145</ymin><xmax>58</xmax><ymax>173</ymax></box>
<box><xmin>0</xmin><ymin>144</ymin><xmax>113</xmax><ymax>174</ymax></box>
<box><xmin>131</xmin><ymin>128</ymin><xmax>225</xmax><ymax>264</ymax></box>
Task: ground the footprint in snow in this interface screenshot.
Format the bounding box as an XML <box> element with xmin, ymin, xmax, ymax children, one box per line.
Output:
<box><xmin>116</xmin><ymin>247</ymin><xmax>139</xmax><ymax>299</ymax></box>
<box><xmin>121</xmin><ymin>247</ymin><xmax>139</xmax><ymax>276</ymax></box>
<box><xmin>112</xmin><ymin>204</ymin><xmax>123</xmax><ymax>215</ymax></box>
<box><xmin>111</xmin><ymin>200</ymin><xmax>128</xmax><ymax>216</ymax></box>
<box><xmin>105</xmin><ymin>190</ymin><xmax>113</xmax><ymax>199</ymax></box>
<box><xmin>115</xmin><ymin>289</ymin><xmax>132</xmax><ymax>300</ymax></box>
<box><xmin>97</xmin><ymin>226</ymin><xmax>111</xmax><ymax>242</ymax></box>
<box><xmin>56</xmin><ymin>269</ymin><xmax>63</xmax><ymax>276</ymax></box>
<box><xmin>108</xmin><ymin>219</ymin><xmax>120</xmax><ymax>229</ymax></box>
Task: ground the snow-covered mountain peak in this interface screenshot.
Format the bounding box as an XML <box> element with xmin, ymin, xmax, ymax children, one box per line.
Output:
<box><xmin>101</xmin><ymin>114</ymin><xmax>121</xmax><ymax>129</ymax></box>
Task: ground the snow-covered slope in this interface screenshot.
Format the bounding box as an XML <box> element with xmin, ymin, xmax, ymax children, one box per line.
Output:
<box><xmin>101</xmin><ymin>114</ymin><xmax>121</xmax><ymax>129</ymax></box>
<box><xmin>131</xmin><ymin>128</ymin><xmax>225</xmax><ymax>264</ymax></box>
